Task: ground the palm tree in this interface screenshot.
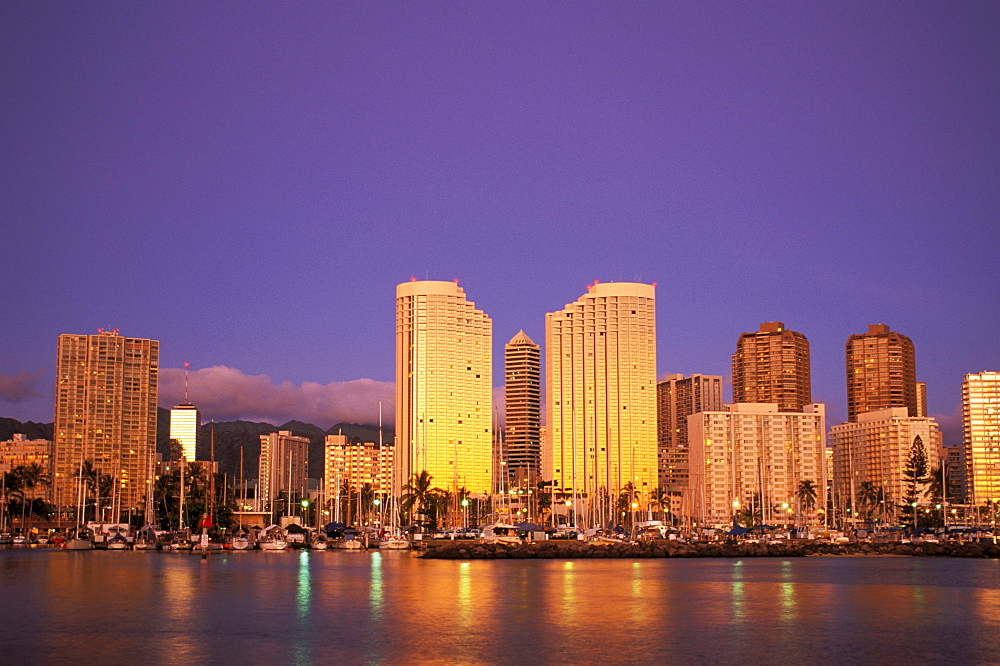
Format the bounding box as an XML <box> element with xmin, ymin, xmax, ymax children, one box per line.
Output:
<box><xmin>796</xmin><ymin>479</ymin><xmax>817</xmax><ymax>526</ymax></box>
<box><xmin>401</xmin><ymin>471</ymin><xmax>436</xmax><ymax>528</ymax></box>
<box><xmin>855</xmin><ymin>481</ymin><xmax>882</xmax><ymax>522</ymax></box>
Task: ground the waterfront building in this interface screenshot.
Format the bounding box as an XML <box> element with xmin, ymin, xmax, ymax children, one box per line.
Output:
<box><xmin>656</xmin><ymin>374</ymin><xmax>722</xmax><ymax>517</ymax></box>
<box><xmin>732</xmin><ymin>322</ymin><xmax>811</xmax><ymax>412</ymax></box>
<box><xmin>944</xmin><ymin>445</ymin><xmax>967</xmax><ymax>505</ymax></box>
<box><xmin>0</xmin><ymin>435</ymin><xmax>52</xmax><ymax>500</ymax></box>
<box><xmin>505</xmin><ymin>330</ymin><xmax>541</xmax><ymax>482</ymax></box>
<box><xmin>688</xmin><ymin>403</ymin><xmax>827</xmax><ymax>526</ymax></box>
<box><xmin>52</xmin><ymin>330</ymin><xmax>158</xmax><ymax>516</ymax></box>
<box><xmin>544</xmin><ymin>281</ymin><xmax>658</xmax><ymax>518</ymax></box>
<box><xmin>830</xmin><ymin>407</ymin><xmax>941</xmax><ymax>521</ymax></box>
<box><xmin>845</xmin><ymin>324</ymin><xmax>918</xmax><ymax>422</ymax></box>
<box><xmin>169</xmin><ymin>403</ymin><xmax>201</xmax><ymax>461</ymax></box>
<box><xmin>258</xmin><ymin>431</ymin><xmax>309</xmax><ymax>514</ymax></box>
<box><xmin>963</xmin><ymin>371</ymin><xmax>1000</xmax><ymax>506</ymax></box>
<box><xmin>917</xmin><ymin>382</ymin><xmax>928</xmax><ymax>418</ymax></box>
<box><xmin>395</xmin><ymin>280</ymin><xmax>493</xmax><ymax>496</ymax></box>
<box><xmin>324</xmin><ymin>433</ymin><xmax>394</xmax><ymax>497</ymax></box>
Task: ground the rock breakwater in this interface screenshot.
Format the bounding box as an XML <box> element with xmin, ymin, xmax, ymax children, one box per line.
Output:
<box><xmin>419</xmin><ymin>539</ymin><xmax>1000</xmax><ymax>560</ymax></box>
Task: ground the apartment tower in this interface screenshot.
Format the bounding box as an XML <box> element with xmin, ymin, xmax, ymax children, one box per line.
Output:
<box><xmin>732</xmin><ymin>322</ymin><xmax>811</xmax><ymax>412</ymax></box>
<box><xmin>845</xmin><ymin>324</ymin><xmax>917</xmax><ymax>422</ymax></box>
<box><xmin>963</xmin><ymin>372</ymin><xmax>1000</xmax><ymax>505</ymax></box>
<box><xmin>258</xmin><ymin>430</ymin><xmax>309</xmax><ymax>514</ymax></box>
<box><xmin>545</xmin><ymin>281</ymin><xmax>658</xmax><ymax>515</ymax></box>
<box><xmin>395</xmin><ymin>280</ymin><xmax>492</xmax><ymax>496</ymax></box>
<box><xmin>656</xmin><ymin>374</ymin><xmax>723</xmax><ymax>494</ymax></box>
<box><xmin>505</xmin><ymin>330</ymin><xmax>542</xmax><ymax>482</ymax></box>
<box><xmin>52</xmin><ymin>331</ymin><xmax>159</xmax><ymax>516</ymax></box>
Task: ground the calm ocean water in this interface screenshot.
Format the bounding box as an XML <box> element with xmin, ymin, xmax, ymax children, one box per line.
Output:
<box><xmin>2</xmin><ymin>549</ymin><xmax>999</xmax><ymax>664</ymax></box>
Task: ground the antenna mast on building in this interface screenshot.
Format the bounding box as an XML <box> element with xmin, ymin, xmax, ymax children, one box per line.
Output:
<box><xmin>184</xmin><ymin>362</ymin><xmax>190</xmax><ymax>403</ymax></box>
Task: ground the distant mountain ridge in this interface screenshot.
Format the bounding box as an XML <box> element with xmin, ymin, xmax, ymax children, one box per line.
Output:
<box><xmin>3</xmin><ymin>411</ymin><xmax>392</xmax><ymax>481</ymax></box>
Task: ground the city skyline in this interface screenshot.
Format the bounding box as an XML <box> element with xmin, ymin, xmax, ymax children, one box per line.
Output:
<box><xmin>2</xmin><ymin>4</ymin><xmax>997</xmax><ymax>442</ymax></box>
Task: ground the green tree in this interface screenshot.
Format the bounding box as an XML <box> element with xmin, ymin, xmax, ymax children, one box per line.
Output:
<box><xmin>401</xmin><ymin>471</ymin><xmax>438</xmax><ymax>529</ymax></box>
<box><xmin>900</xmin><ymin>436</ymin><xmax>929</xmax><ymax>528</ymax></box>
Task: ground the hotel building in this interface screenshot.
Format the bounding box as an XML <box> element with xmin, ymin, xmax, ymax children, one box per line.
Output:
<box><xmin>395</xmin><ymin>280</ymin><xmax>493</xmax><ymax>496</ymax></box>
<box><xmin>169</xmin><ymin>403</ymin><xmax>201</xmax><ymax>462</ymax></box>
<box><xmin>52</xmin><ymin>331</ymin><xmax>158</xmax><ymax>515</ymax></box>
<box><xmin>0</xmin><ymin>435</ymin><xmax>52</xmax><ymax>501</ymax></box>
<box><xmin>846</xmin><ymin>324</ymin><xmax>918</xmax><ymax>422</ymax></box>
<box><xmin>830</xmin><ymin>407</ymin><xmax>941</xmax><ymax>519</ymax></box>
<box><xmin>544</xmin><ymin>281</ymin><xmax>658</xmax><ymax>512</ymax></box>
<box><xmin>258</xmin><ymin>430</ymin><xmax>309</xmax><ymax>513</ymax></box>
<box><xmin>963</xmin><ymin>371</ymin><xmax>1000</xmax><ymax>505</ymax></box>
<box><xmin>688</xmin><ymin>403</ymin><xmax>827</xmax><ymax>526</ymax></box>
<box><xmin>505</xmin><ymin>330</ymin><xmax>542</xmax><ymax>482</ymax></box>
<box><xmin>732</xmin><ymin>322</ymin><xmax>811</xmax><ymax>412</ymax></box>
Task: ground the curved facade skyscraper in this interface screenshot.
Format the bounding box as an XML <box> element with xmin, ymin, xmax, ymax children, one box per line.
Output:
<box><xmin>395</xmin><ymin>280</ymin><xmax>493</xmax><ymax>495</ymax></box>
<box><xmin>731</xmin><ymin>322</ymin><xmax>811</xmax><ymax>412</ymax></box>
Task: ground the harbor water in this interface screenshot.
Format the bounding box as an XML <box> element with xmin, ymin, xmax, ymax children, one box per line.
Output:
<box><xmin>2</xmin><ymin>549</ymin><xmax>999</xmax><ymax>664</ymax></box>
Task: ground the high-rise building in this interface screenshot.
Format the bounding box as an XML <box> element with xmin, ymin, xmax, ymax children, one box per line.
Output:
<box><xmin>689</xmin><ymin>403</ymin><xmax>827</xmax><ymax>526</ymax></box>
<box><xmin>845</xmin><ymin>324</ymin><xmax>917</xmax><ymax>422</ymax></box>
<box><xmin>52</xmin><ymin>331</ymin><xmax>158</xmax><ymax>516</ymax></box>
<box><xmin>169</xmin><ymin>403</ymin><xmax>201</xmax><ymax>461</ymax></box>
<box><xmin>656</xmin><ymin>374</ymin><xmax>722</xmax><ymax>494</ymax></box>
<box><xmin>258</xmin><ymin>430</ymin><xmax>309</xmax><ymax>514</ymax></box>
<box><xmin>963</xmin><ymin>371</ymin><xmax>1000</xmax><ymax>506</ymax></box>
<box><xmin>830</xmin><ymin>407</ymin><xmax>941</xmax><ymax>520</ymax></box>
<box><xmin>732</xmin><ymin>322</ymin><xmax>811</xmax><ymax>412</ymax></box>
<box><xmin>505</xmin><ymin>330</ymin><xmax>541</xmax><ymax>481</ymax></box>
<box><xmin>395</xmin><ymin>280</ymin><xmax>493</xmax><ymax>496</ymax></box>
<box><xmin>544</xmin><ymin>281</ymin><xmax>658</xmax><ymax>514</ymax></box>
<box><xmin>0</xmin><ymin>435</ymin><xmax>52</xmax><ymax>501</ymax></box>
<box><xmin>324</xmin><ymin>434</ymin><xmax>394</xmax><ymax>498</ymax></box>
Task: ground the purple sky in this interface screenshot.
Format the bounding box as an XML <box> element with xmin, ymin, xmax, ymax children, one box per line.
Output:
<box><xmin>2</xmin><ymin>3</ymin><xmax>997</xmax><ymax>443</ymax></box>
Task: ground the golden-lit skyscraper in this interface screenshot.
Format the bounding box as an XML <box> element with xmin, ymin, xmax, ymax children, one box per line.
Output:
<box><xmin>545</xmin><ymin>281</ymin><xmax>658</xmax><ymax>514</ymax></box>
<box><xmin>169</xmin><ymin>403</ymin><xmax>201</xmax><ymax>462</ymax></box>
<box><xmin>845</xmin><ymin>324</ymin><xmax>917</xmax><ymax>422</ymax></box>
<box><xmin>732</xmin><ymin>322</ymin><xmax>811</xmax><ymax>412</ymax></box>
<box><xmin>395</xmin><ymin>280</ymin><xmax>492</xmax><ymax>495</ymax></box>
<box><xmin>324</xmin><ymin>433</ymin><xmax>394</xmax><ymax>497</ymax></box>
<box><xmin>963</xmin><ymin>371</ymin><xmax>1000</xmax><ymax>505</ymax></box>
<box><xmin>505</xmin><ymin>330</ymin><xmax>541</xmax><ymax>480</ymax></box>
<box><xmin>53</xmin><ymin>331</ymin><xmax>159</xmax><ymax>516</ymax></box>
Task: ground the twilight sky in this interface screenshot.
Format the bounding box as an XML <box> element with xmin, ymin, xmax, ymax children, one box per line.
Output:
<box><xmin>2</xmin><ymin>3</ymin><xmax>997</xmax><ymax>443</ymax></box>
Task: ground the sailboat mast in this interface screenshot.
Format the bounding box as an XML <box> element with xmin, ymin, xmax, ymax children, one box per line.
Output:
<box><xmin>209</xmin><ymin>421</ymin><xmax>216</xmax><ymax>523</ymax></box>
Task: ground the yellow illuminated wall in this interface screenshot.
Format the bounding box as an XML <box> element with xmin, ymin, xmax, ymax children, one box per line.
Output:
<box><xmin>545</xmin><ymin>281</ymin><xmax>658</xmax><ymax>513</ymax></box>
<box><xmin>395</xmin><ymin>280</ymin><xmax>492</xmax><ymax>495</ymax></box>
<box><xmin>169</xmin><ymin>404</ymin><xmax>201</xmax><ymax>461</ymax></box>
<box><xmin>964</xmin><ymin>372</ymin><xmax>1000</xmax><ymax>504</ymax></box>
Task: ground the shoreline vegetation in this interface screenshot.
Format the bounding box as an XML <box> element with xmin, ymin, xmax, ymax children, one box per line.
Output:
<box><xmin>418</xmin><ymin>539</ymin><xmax>1000</xmax><ymax>560</ymax></box>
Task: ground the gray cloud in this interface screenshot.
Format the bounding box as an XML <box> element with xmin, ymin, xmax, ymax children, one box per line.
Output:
<box><xmin>0</xmin><ymin>371</ymin><xmax>44</xmax><ymax>403</ymax></box>
<box><xmin>158</xmin><ymin>366</ymin><xmax>394</xmax><ymax>428</ymax></box>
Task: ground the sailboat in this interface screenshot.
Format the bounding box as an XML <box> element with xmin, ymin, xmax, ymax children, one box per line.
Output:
<box><xmin>63</xmin><ymin>456</ymin><xmax>94</xmax><ymax>550</ymax></box>
<box><xmin>378</xmin><ymin>405</ymin><xmax>410</xmax><ymax>551</ymax></box>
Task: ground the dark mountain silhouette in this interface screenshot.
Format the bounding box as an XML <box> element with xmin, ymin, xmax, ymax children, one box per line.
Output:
<box><xmin>0</xmin><ymin>417</ymin><xmax>52</xmax><ymax>442</ymax></box>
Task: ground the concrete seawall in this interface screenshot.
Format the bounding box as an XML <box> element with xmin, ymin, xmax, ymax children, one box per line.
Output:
<box><xmin>419</xmin><ymin>539</ymin><xmax>1000</xmax><ymax>560</ymax></box>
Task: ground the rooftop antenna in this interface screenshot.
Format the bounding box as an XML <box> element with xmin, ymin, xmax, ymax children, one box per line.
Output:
<box><xmin>183</xmin><ymin>362</ymin><xmax>190</xmax><ymax>403</ymax></box>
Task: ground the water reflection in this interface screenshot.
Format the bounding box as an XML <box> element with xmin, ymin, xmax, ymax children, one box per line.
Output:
<box><xmin>2</xmin><ymin>552</ymin><xmax>1000</xmax><ymax>664</ymax></box>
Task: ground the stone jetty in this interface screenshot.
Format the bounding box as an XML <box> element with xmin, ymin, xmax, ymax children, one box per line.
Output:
<box><xmin>419</xmin><ymin>539</ymin><xmax>1000</xmax><ymax>560</ymax></box>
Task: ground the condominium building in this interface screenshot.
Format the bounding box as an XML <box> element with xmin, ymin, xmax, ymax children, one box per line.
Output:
<box><xmin>845</xmin><ymin>324</ymin><xmax>917</xmax><ymax>422</ymax></box>
<box><xmin>688</xmin><ymin>403</ymin><xmax>827</xmax><ymax>526</ymax></box>
<box><xmin>169</xmin><ymin>403</ymin><xmax>201</xmax><ymax>461</ymax></box>
<box><xmin>258</xmin><ymin>431</ymin><xmax>309</xmax><ymax>513</ymax></box>
<box><xmin>395</xmin><ymin>280</ymin><xmax>492</xmax><ymax>496</ymax></box>
<box><xmin>830</xmin><ymin>407</ymin><xmax>941</xmax><ymax>519</ymax></box>
<box><xmin>505</xmin><ymin>330</ymin><xmax>541</xmax><ymax>481</ymax></box>
<box><xmin>324</xmin><ymin>433</ymin><xmax>394</xmax><ymax>496</ymax></box>
<box><xmin>963</xmin><ymin>371</ymin><xmax>1000</xmax><ymax>505</ymax></box>
<box><xmin>0</xmin><ymin>435</ymin><xmax>52</xmax><ymax>501</ymax></box>
<box><xmin>52</xmin><ymin>331</ymin><xmax>158</xmax><ymax>514</ymax></box>
<box><xmin>732</xmin><ymin>322</ymin><xmax>811</xmax><ymax>412</ymax></box>
<box><xmin>545</xmin><ymin>281</ymin><xmax>658</xmax><ymax>512</ymax></box>
<box><xmin>656</xmin><ymin>374</ymin><xmax>722</xmax><ymax>494</ymax></box>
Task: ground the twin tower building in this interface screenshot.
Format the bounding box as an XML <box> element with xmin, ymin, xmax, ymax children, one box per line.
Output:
<box><xmin>395</xmin><ymin>279</ymin><xmax>658</xmax><ymax>504</ymax></box>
